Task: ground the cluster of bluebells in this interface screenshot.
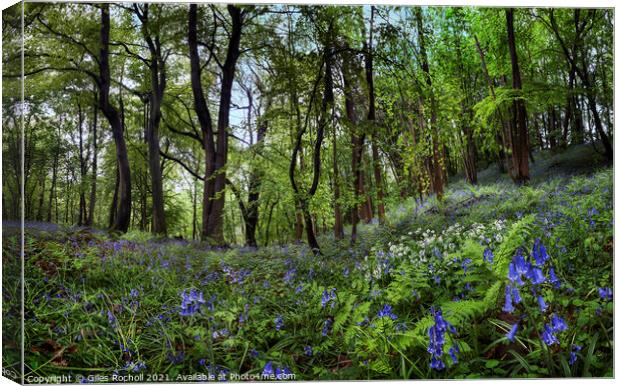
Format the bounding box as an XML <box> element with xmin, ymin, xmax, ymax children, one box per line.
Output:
<box><xmin>376</xmin><ymin>304</ymin><xmax>398</xmax><ymax>320</ymax></box>
<box><xmin>427</xmin><ymin>307</ymin><xmax>458</xmax><ymax>370</ymax></box>
<box><xmin>483</xmin><ymin>248</ymin><xmax>494</xmax><ymax>264</ymax></box>
<box><xmin>179</xmin><ymin>289</ymin><xmax>206</xmax><ymax>316</ymax></box>
<box><xmin>322</xmin><ymin>317</ymin><xmax>334</xmax><ymax>336</ymax></box>
<box><xmin>120</xmin><ymin>361</ymin><xmax>147</xmax><ymax>373</ymax></box>
<box><xmin>569</xmin><ymin>344</ymin><xmax>582</xmax><ymax>365</ymax></box>
<box><xmin>274</xmin><ymin>315</ymin><xmax>284</xmax><ymax>331</ymax></box>
<box><xmin>321</xmin><ymin>288</ymin><xmax>337</xmax><ymax>308</ymax></box>
<box><xmin>212</xmin><ymin>328</ymin><xmax>230</xmax><ymax>339</ymax></box>
<box><xmin>541</xmin><ymin>314</ymin><xmax>568</xmax><ymax>346</ymax></box>
<box><xmin>503</xmin><ymin>239</ymin><xmax>567</xmax><ymax>341</ymax></box>
<box><xmin>262</xmin><ymin>361</ymin><xmax>293</xmax><ymax>380</ymax></box>
<box><xmin>283</xmin><ymin>267</ymin><xmax>297</xmax><ymax>284</ymax></box>
<box><xmin>238</xmin><ymin>303</ymin><xmax>250</xmax><ymax>324</ymax></box>
<box><xmin>107</xmin><ymin>310</ymin><xmax>117</xmax><ymax>328</ymax></box>
<box><xmin>505</xmin><ymin>241</ymin><xmax>566</xmax><ymax>342</ymax></box>
<box><xmin>598</xmin><ymin>287</ymin><xmax>612</xmax><ymax>301</ymax></box>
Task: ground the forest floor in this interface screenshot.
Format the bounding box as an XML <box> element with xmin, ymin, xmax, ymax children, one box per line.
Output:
<box><xmin>2</xmin><ymin>143</ymin><xmax>613</xmax><ymax>381</ymax></box>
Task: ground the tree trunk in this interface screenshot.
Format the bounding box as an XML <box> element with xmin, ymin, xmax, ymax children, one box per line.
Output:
<box><xmin>77</xmin><ymin>101</ymin><xmax>87</xmax><ymax>225</ymax></box>
<box><xmin>86</xmin><ymin>91</ymin><xmax>98</xmax><ymax>226</ymax></box>
<box><xmin>416</xmin><ymin>8</ymin><xmax>443</xmax><ymax>198</ymax></box>
<box><xmin>108</xmin><ymin>163</ymin><xmax>119</xmax><ymax>229</ymax></box>
<box><xmin>364</xmin><ymin>6</ymin><xmax>385</xmax><ymax>223</ymax></box>
<box><xmin>289</xmin><ymin>30</ymin><xmax>334</xmax><ymax>255</ymax></box>
<box><xmin>189</xmin><ymin>4</ymin><xmax>243</xmax><ymax>245</ymax></box>
<box><xmin>138</xmin><ymin>3</ymin><xmax>167</xmax><ymax>235</ymax></box>
<box><xmin>99</xmin><ymin>4</ymin><xmax>131</xmax><ymax>232</ymax></box>
<box><xmin>47</xmin><ymin>146</ymin><xmax>58</xmax><ymax>223</ymax></box>
<box><xmin>506</xmin><ymin>8</ymin><xmax>530</xmax><ymax>183</ymax></box>
<box><xmin>342</xmin><ymin>44</ymin><xmax>364</xmax><ymax>243</ymax></box>
<box><xmin>245</xmin><ymin>120</ymin><xmax>268</xmax><ymax>247</ymax></box>
<box><xmin>332</xmin><ymin>125</ymin><xmax>344</xmax><ymax>239</ymax></box>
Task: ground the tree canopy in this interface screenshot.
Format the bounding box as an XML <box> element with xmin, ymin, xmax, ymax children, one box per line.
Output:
<box><xmin>3</xmin><ymin>3</ymin><xmax>613</xmax><ymax>251</ymax></box>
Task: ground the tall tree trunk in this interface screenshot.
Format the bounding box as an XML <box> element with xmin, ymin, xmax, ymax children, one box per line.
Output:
<box><xmin>455</xmin><ymin>27</ymin><xmax>477</xmax><ymax>185</ymax></box>
<box><xmin>108</xmin><ymin>163</ymin><xmax>119</xmax><ymax>229</ymax></box>
<box><xmin>506</xmin><ymin>8</ymin><xmax>530</xmax><ymax>183</ymax></box>
<box><xmin>99</xmin><ymin>4</ymin><xmax>131</xmax><ymax>232</ymax></box>
<box><xmin>77</xmin><ymin>101</ymin><xmax>87</xmax><ymax>225</ymax></box>
<box><xmin>364</xmin><ymin>6</ymin><xmax>385</xmax><ymax>223</ymax></box>
<box><xmin>332</xmin><ymin>125</ymin><xmax>344</xmax><ymax>239</ymax></box>
<box><xmin>86</xmin><ymin>91</ymin><xmax>98</xmax><ymax>226</ymax></box>
<box><xmin>244</xmin><ymin>108</ymin><xmax>268</xmax><ymax>247</ymax></box>
<box><xmin>289</xmin><ymin>31</ymin><xmax>334</xmax><ymax>255</ymax></box>
<box><xmin>189</xmin><ymin>4</ymin><xmax>243</xmax><ymax>245</ymax></box>
<box><xmin>47</xmin><ymin>145</ymin><xmax>58</xmax><ymax>223</ymax></box>
<box><xmin>189</xmin><ymin>4</ymin><xmax>216</xmax><ymax>242</ymax></box>
<box><xmin>209</xmin><ymin>5</ymin><xmax>243</xmax><ymax>245</ymax></box>
<box><xmin>138</xmin><ymin>3</ymin><xmax>167</xmax><ymax>235</ymax></box>
<box><xmin>416</xmin><ymin>8</ymin><xmax>443</xmax><ymax>198</ymax></box>
<box><xmin>37</xmin><ymin>174</ymin><xmax>46</xmax><ymax>221</ymax></box>
<box><xmin>264</xmin><ymin>201</ymin><xmax>276</xmax><ymax>246</ymax></box>
<box><xmin>192</xmin><ymin>176</ymin><xmax>198</xmax><ymax>240</ymax></box>
<box><xmin>342</xmin><ymin>44</ymin><xmax>364</xmax><ymax>243</ymax></box>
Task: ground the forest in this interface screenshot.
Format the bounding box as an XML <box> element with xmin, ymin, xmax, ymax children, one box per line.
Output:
<box><xmin>1</xmin><ymin>2</ymin><xmax>614</xmax><ymax>381</ymax></box>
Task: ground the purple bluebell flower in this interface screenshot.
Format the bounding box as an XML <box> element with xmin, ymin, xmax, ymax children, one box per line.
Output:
<box><xmin>430</xmin><ymin>357</ymin><xmax>445</xmax><ymax>370</ymax></box>
<box><xmin>449</xmin><ymin>345</ymin><xmax>459</xmax><ymax>364</ymax></box>
<box><xmin>461</xmin><ymin>258</ymin><xmax>472</xmax><ymax>274</ymax></box>
<box><xmin>275</xmin><ymin>367</ymin><xmax>293</xmax><ymax>380</ymax></box>
<box><xmin>483</xmin><ymin>248</ymin><xmax>494</xmax><ymax>264</ymax></box>
<box><xmin>508</xmin><ymin>262</ymin><xmax>522</xmax><ymax>285</ymax></box>
<box><xmin>107</xmin><ymin>311</ymin><xmax>117</xmax><ymax>327</ymax></box>
<box><xmin>569</xmin><ymin>345</ymin><xmax>582</xmax><ymax>365</ymax></box>
<box><xmin>541</xmin><ymin>324</ymin><xmax>559</xmax><ymax>346</ymax></box>
<box><xmin>377</xmin><ymin>304</ymin><xmax>398</xmax><ymax>320</ymax></box>
<box><xmin>433</xmin><ymin>247</ymin><xmax>442</xmax><ymax>259</ymax></box>
<box><xmin>511</xmin><ymin>286</ymin><xmax>522</xmax><ymax>304</ymax></box>
<box><xmin>548</xmin><ymin>268</ymin><xmax>561</xmax><ymax>289</ymax></box>
<box><xmin>343</xmin><ymin>266</ymin><xmax>350</xmax><ymax>278</ymax></box>
<box><xmin>506</xmin><ymin>323</ymin><xmax>518</xmax><ymax>342</ymax></box>
<box><xmin>283</xmin><ymin>268</ymin><xmax>296</xmax><ymax>283</ymax></box>
<box><xmin>179</xmin><ymin>289</ymin><xmax>206</xmax><ymax>316</ymax></box>
<box><xmin>538</xmin><ymin>296</ymin><xmax>548</xmax><ymax>312</ymax></box>
<box><xmin>514</xmin><ymin>251</ymin><xmax>531</xmax><ymax>276</ymax></box>
<box><xmin>532</xmin><ymin>239</ymin><xmax>549</xmax><ymax>266</ymax></box>
<box><xmin>427</xmin><ymin>307</ymin><xmax>456</xmax><ymax>370</ymax></box>
<box><xmin>321</xmin><ymin>288</ymin><xmax>337</xmax><ymax>308</ymax></box>
<box><xmin>503</xmin><ymin>285</ymin><xmax>515</xmax><ymax>313</ymax></box>
<box><xmin>262</xmin><ymin>361</ymin><xmax>274</xmax><ymax>377</ymax></box>
<box><xmin>275</xmin><ymin>315</ymin><xmax>284</xmax><ymax>331</ymax></box>
<box><xmin>212</xmin><ymin>328</ymin><xmax>229</xmax><ymax>339</ymax></box>
<box><xmin>322</xmin><ymin>318</ymin><xmax>333</xmax><ymax>336</ymax></box>
<box><xmin>527</xmin><ymin>267</ymin><xmax>546</xmax><ymax>285</ymax></box>
<box><xmin>550</xmin><ymin>314</ymin><xmax>567</xmax><ymax>332</ymax></box>
<box><xmin>304</xmin><ymin>345</ymin><xmax>313</xmax><ymax>356</ymax></box>
<box><xmin>598</xmin><ymin>287</ymin><xmax>612</xmax><ymax>301</ymax></box>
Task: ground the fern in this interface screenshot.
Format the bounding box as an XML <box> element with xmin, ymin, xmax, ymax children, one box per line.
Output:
<box><xmin>493</xmin><ymin>215</ymin><xmax>535</xmax><ymax>277</ymax></box>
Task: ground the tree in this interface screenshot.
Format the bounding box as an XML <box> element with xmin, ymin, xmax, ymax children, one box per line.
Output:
<box><xmin>188</xmin><ymin>4</ymin><xmax>244</xmax><ymax>245</ymax></box>
<box><xmin>506</xmin><ymin>8</ymin><xmax>530</xmax><ymax>183</ymax></box>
